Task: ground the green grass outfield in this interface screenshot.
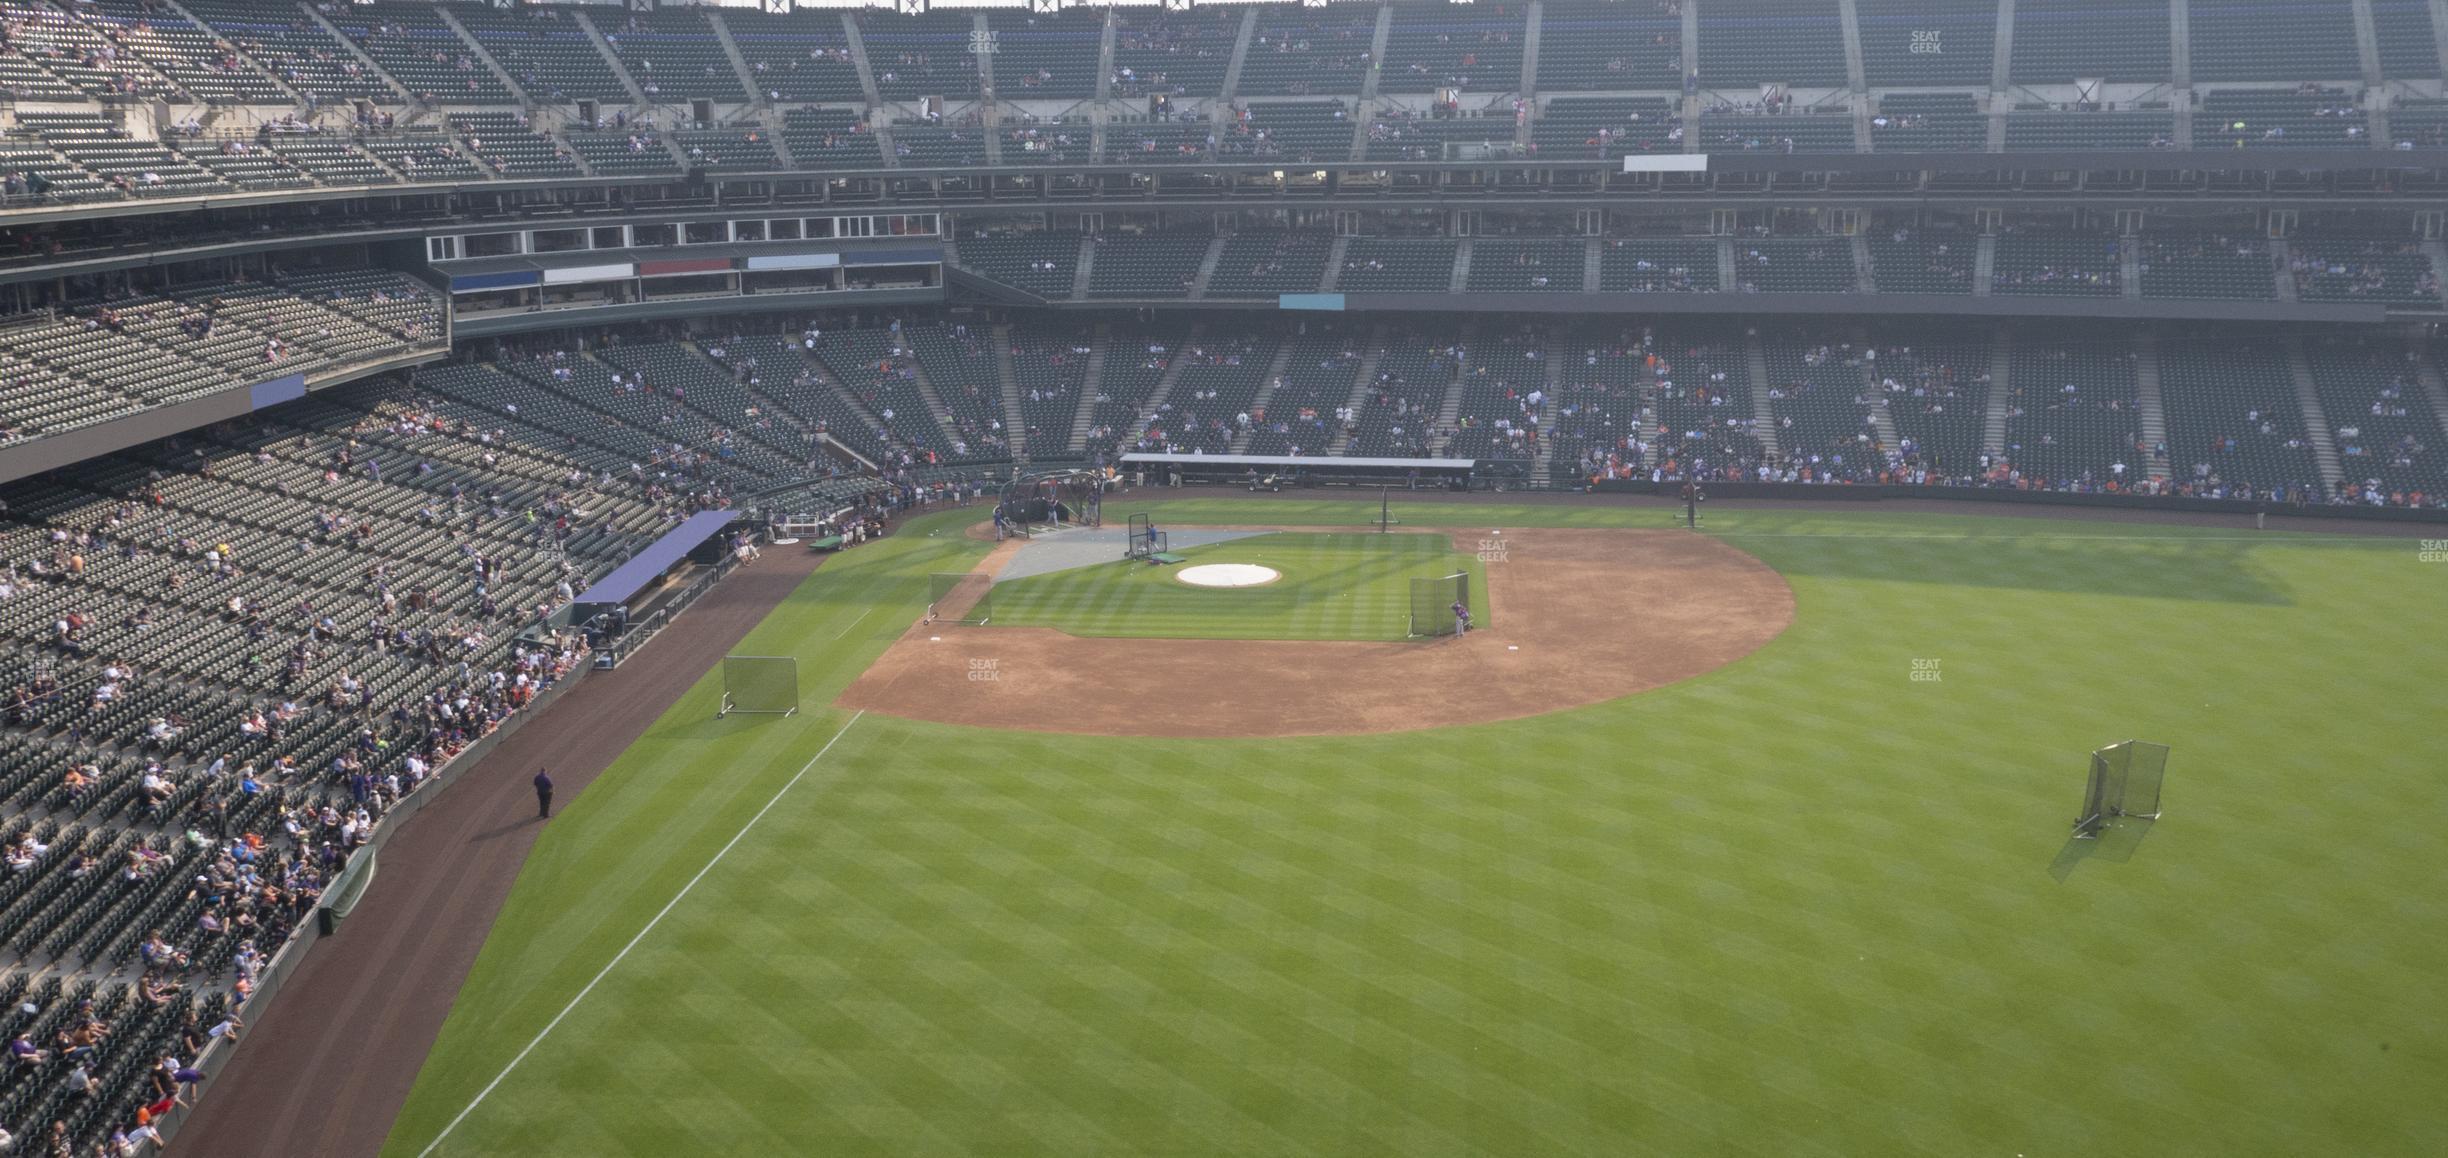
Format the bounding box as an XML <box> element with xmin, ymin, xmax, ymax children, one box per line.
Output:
<box><xmin>386</xmin><ymin>501</ymin><xmax>2448</xmax><ymax>1157</ymax></box>
<box><xmin>987</xmin><ymin>532</ymin><xmax>1487</xmax><ymax>641</ymax></box>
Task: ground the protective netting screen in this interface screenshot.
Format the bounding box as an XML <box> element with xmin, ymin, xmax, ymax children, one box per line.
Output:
<box><xmin>2077</xmin><ymin>740</ymin><xmax>2169</xmax><ymax>836</ymax></box>
<box><xmin>1408</xmin><ymin>572</ymin><xmax>1471</xmax><ymax>637</ymax></box>
<box><xmin>721</xmin><ymin>655</ymin><xmax>799</xmax><ymax>716</ymax></box>
<box><xmin>928</xmin><ymin>572</ymin><xmax>994</xmax><ymax>625</ymax></box>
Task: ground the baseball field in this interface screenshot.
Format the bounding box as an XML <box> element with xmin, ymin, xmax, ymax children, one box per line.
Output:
<box><xmin>381</xmin><ymin>498</ymin><xmax>2447</xmax><ymax>1157</ymax></box>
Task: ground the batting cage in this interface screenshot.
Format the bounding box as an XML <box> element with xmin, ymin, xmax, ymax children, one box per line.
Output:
<box><xmin>1407</xmin><ymin>572</ymin><xmax>1473</xmax><ymax>637</ymax></box>
<box><xmin>2074</xmin><ymin>740</ymin><xmax>2169</xmax><ymax>838</ymax></box>
<box><xmin>998</xmin><ymin>468</ymin><xmax>1104</xmax><ymax>536</ymax></box>
<box><xmin>719</xmin><ymin>655</ymin><xmax>800</xmax><ymax>717</ymax></box>
<box><xmin>926</xmin><ymin>571</ymin><xmax>995</xmax><ymax>626</ymax></box>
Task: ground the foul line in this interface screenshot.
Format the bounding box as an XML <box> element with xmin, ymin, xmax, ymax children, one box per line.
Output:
<box><xmin>416</xmin><ymin>709</ymin><xmax>867</xmax><ymax>1157</ymax></box>
<box><xmin>832</xmin><ymin>607</ymin><xmax>874</xmax><ymax>639</ymax></box>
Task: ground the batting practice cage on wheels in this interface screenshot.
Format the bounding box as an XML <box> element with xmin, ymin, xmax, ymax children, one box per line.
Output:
<box><xmin>2074</xmin><ymin>740</ymin><xmax>2169</xmax><ymax>838</ymax></box>
<box><xmin>719</xmin><ymin>655</ymin><xmax>799</xmax><ymax>717</ymax></box>
<box><xmin>1407</xmin><ymin>572</ymin><xmax>1472</xmax><ymax>637</ymax></box>
<box><xmin>927</xmin><ymin>572</ymin><xmax>995</xmax><ymax>626</ymax></box>
<box><xmin>1126</xmin><ymin>513</ymin><xmax>1168</xmax><ymax>560</ymax></box>
<box><xmin>998</xmin><ymin>468</ymin><xmax>1103</xmax><ymax>535</ymax></box>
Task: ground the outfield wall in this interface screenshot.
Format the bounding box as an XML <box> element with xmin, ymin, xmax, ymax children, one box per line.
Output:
<box><xmin>1583</xmin><ymin>480</ymin><xmax>2448</xmax><ymax>525</ymax></box>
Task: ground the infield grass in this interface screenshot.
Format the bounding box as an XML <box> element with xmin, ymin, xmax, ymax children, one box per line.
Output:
<box><xmin>386</xmin><ymin>500</ymin><xmax>2448</xmax><ymax>1158</ymax></box>
<box><xmin>987</xmin><ymin>531</ymin><xmax>1487</xmax><ymax>641</ymax></box>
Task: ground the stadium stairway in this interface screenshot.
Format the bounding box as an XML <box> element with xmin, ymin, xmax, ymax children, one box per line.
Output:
<box><xmin>2271</xmin><ymin>238</ymin><xmax>2301</xmax><ymax>301</ymax></box>
<box><xmin>1449</xmin><ymin>239</ymin><xmax>1473</xmax><ymax>293</ymax></box>
<box><xmin>1532</xmin><ymin>338</ymin><xmax>1565</xmax><ymax>484</ymax></box>
<box><xmin>1189</xmin><ymin>236</ymin><xmax>1229</xmax><ymax>300</ymax></box>
<box><xmin>434</xmin><ymin>6</ymin><xmax>528</xmax><ymax>106</ymax></box>
<box><xmin>2169</xmin><ymin>0</ymin><xmax>2192</xmax><ymax>89</ymax></box>
<box><xmin>1123</xmin><ymin>322</ymin><xmax>1202</xmax><ymax>446</ymax></box>
<box><xmin>1716</xmin><ymin>240</ymin><xmax>1738</xmax><ymax>290</ymax></box>
<box><xmin>1746</xmin><ymin>335</ymin><xmax>1783</xmax><ymax>461</ymax></box>
<box><xmin>1852</xmin><ymin>235</ymin><xmax>1878</xmax><ymax>293</ymax></box>
<box><xmin>1425</xmin><ymin>321</ymin><xmax>1476</xmax><ymax>456</ymax></box>
<box><xmin>2353</xmin><ymin>0</ymin><xmax>2386</xmax><ymax>88</ymax></box>
<box><xmin>1984</xmin><ymin>329</ymin><xmax>2014</xmax><ymax>461</ymax></box>
<box><xmin>167</xmin><ymin>0</ymin><xmax>306</xmax><ymax>105</ymax></box>
<box><xmin>1070</xmin><ymin>236</ymin><xmax>1096</xmax><ymax>300</ymax></box>
<box><xmin>1992</xmin><ymin>0</ymin><xmax>2017</xmax><ymax>90</ymax></box>
<box><xmin>900</xmin><ymin>348</ymin><xmax>958</xmax><ymax>449</ymax></box>
<box><xmin>1838</xmin><ymin>0</ymin><xmax>1868</xmax><ymax>93</ymax></box>
<box><xmin>841</xmin><ymin>11</ymin><xmax>883</xmax><ymax>106</ymax></box>
<box><xmin>299</xmin><ymin>4</ymin><xmax>413</xmax><ymax>101</ymax></box>
<box><xmin>1852</xmin><ymin>334</ymin><xmax>1905</xmax><ymax>463</ymax></box>
<box><xmin>708</xmin><ymin>9</ymin><xmax>763</xmax><ymax>104</ymax></box>
<box><xmin>1362</xmin><ymin>4</ymin><xmax>1395</xmax><ymax>101</ymax></box>
<box><xmin>2134</xmin><ymin>331</ymin><xmax>2173</xmax><ymax>481</ymax></box>
<box><xmin>2412</xmin><ymin>339</ymin><xmax>2448</xmax><ymax>435</ymax></box>
<box><xmin>1065</xmin><ymin>325</ymin><xmax>1108</xmax><ymax>454</ymax></box>
<box><xmin>1230</xmin><ymin>341</ymin><xmax>1299</xmax><ymax>454</ymax></box>
<box><xmin>576</xmin><ymin>9</ymin><xmax>653</xmax><ymax>107</ymax></box>
<box><xmin>1095</xmin><ymin>9</ymin><xmax>1118</xmax><ymax>103</ymax></box>
<box><xmin>1973</xmin><ymin>235</ymin><xmax>1997</xmax><ymax>295</ymax></box>
<box><xmin>1521</xmin><ymin>0</ymin><xmax>1546</xmax><ymax>98</ymax></box>
<box><xmin>1218</xmin><ymin>7</ymin><xmax>1258</xmax><ymax>101</ymax></box>
<box><xmin>992</xmin><ymin>327</ymin><xmax>1029</xmax><ymax>459</ymax></box>
<box><xmin>1320</xmin><ymin>237</ymin><xmax>1352</xmax><ymax>291</ymax></box>
<box><xmin>2121</xmin><ymin>237</ymin><xmax>2144</xmax><ymax>299</ymax></box>
<box><xmin>1582</xmin><ymin>242</ymin><xmax>1602</xmax><ymax>293</ymax></box>
<box><xmin>2285</xmin><ymin>336</ymin><xmax>2347</xmax><ymax>493</ymax></box>
<box><xmin>1329</xmin><ymin>335</ymin><xmax>1388</xmax><ymax>455</ymax></box>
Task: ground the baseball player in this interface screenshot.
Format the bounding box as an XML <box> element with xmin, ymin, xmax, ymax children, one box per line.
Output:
<box><xmin>1450</xmin><ymin>599</ymin><xmax>1472</xmax><ymax>635</ymax></box>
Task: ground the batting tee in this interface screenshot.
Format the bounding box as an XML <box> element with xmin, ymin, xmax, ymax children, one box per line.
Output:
<box><xmin>719</xmin><ymin>655</ymin><xmax>799</xmax><ymax>717</ymax></box>
<box><xmin>1407</xmin><ymin>572</ymin><xmax>1472</xmax><ymax>637</ymax></box>
<box><xmin>2074</xmin><ymin>740</ymin><xmax>2168</xmax><ymax>838</ymax></box>
<box><xmin>927</xmin><ymin>571</ymin><xmax>994</xmax><ymax>625</ymax></box>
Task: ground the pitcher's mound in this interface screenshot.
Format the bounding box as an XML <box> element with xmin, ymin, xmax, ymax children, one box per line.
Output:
<box><xmin>1176</xmin><ymin>563</ymin><xmax>1282</xmax><ymax>588</ymax></box>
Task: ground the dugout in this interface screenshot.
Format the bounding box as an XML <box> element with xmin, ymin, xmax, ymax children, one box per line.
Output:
<box><xmin>567</xmin><ymin>509</ymin><xmax>743</xmax><ymax>650</ymax></box>
<box><xmin>1120</xmin><ymin>453</ymin><xmax>1482</xmax><ymax>490</ymax></box>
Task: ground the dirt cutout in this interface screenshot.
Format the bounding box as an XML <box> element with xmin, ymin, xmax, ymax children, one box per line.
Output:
<box><xmin>841</xmin><ymin>527</ymin><xmax>1794</xmax><ymax>737</ymax></box>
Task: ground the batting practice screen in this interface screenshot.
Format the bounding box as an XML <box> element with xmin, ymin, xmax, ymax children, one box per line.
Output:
<box><xmin>719</xmin><ymin>655</ymin><xmax>799</xmax><ymax>717</ymax></box>
<box><xmin>2076</xmin><ymin>740</ymin><xmax>2169</xmax><ymax>837</ymax></box>
<box><xmin>928</xmin><ymin>571</ymin><xmax>994</xmax><ymax>625</ymax></box>
<box><xmin>1407</xmin><ymin>572</ymin><xmax>1472</xmax><ymax>637</ymax></box>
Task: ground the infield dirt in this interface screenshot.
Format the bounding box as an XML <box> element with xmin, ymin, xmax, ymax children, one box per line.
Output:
<box><xmin>840</xmin><ymin>526</ymin><xmax>1794</xmax><ymax>737</ymax></box>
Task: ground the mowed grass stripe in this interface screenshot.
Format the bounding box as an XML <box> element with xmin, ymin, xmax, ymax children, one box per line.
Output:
<box><xmin>390</xmin><ymin>503</ymin><xmax>2448</xmax><ymax>1158</ymax></box>
<box><xmin>988</xmin><ymin>533</ymin><xmax>1487</xmax><ymax>641</ymax></box>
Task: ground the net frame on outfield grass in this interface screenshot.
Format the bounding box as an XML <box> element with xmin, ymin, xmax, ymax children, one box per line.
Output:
<box><xmin>2075</xmin><ymin>739</ymin><xmax>2168</xmax><ymax>838</ymax></box>
<box><xmin>926</xmin><ymin>571</ymin><xmax>995</xmax><ymax>626</ymax></box>
<box><xmin>1406</xmin><ymin>572</ymin><xmax>1472</xmax><ymax>638</ymax></box>
<box><xmin>718</xmin><ymin>655</ymin><xmax>799</xmax><ymax>718</ymax></box>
